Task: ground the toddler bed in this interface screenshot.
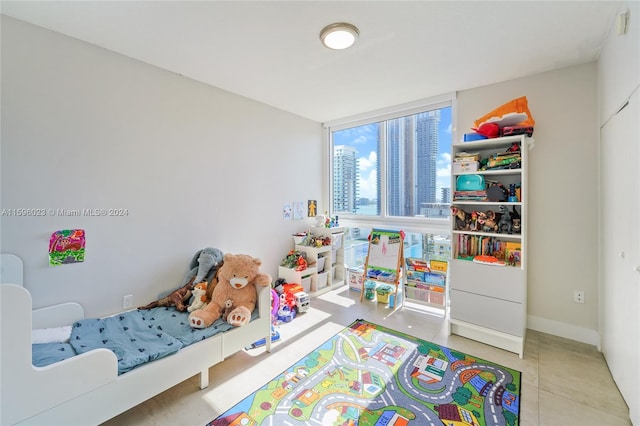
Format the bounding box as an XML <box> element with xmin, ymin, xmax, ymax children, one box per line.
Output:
<box><xmin>0</xmin><ymin>254</ymin><xmax>272</xmax><ymax>426</ymax></box>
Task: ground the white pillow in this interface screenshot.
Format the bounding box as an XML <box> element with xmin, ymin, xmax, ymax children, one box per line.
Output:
<box><xmin>32</xmin><ymin>325</ymin><xmax>72</xmax><ymax>344</ymax></box>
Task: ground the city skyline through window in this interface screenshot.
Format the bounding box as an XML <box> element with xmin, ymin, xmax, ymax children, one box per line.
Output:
<box><xmin>331</xmin><ymin>106</ymin><xmax>452</xmax><ymax>218</ymax></box>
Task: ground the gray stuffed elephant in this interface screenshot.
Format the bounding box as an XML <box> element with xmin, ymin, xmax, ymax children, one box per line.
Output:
<box><xmin>182</xmin><ymin>247</ymin><xmax>225</xmax><ymax>287</ymax></box>
<box><xmin>138</xmin><ymin>247</ymin><xmax>224</xmax><ymax>311</ymax></box>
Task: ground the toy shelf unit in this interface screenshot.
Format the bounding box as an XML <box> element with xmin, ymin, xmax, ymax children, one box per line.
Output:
<box><xmin>448</xmin><ymin>134</ymin><xmax>532</xmax><ymax>358</ymax></box>
<box><xmin>279</xmin><ymin>227</ymin><xmax>345</xmax><ymax>297</ymax></box>
<box><xmin>404</xmin><ymin>258</ymin><xmax>447</xmax><ymax>310</ymax></box>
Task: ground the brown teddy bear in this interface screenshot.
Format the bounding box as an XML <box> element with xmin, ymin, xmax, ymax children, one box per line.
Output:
<box><xmin>188</xmin><ymin>253</ymin><xmax>271</xmax><ymax>328</ymax></box>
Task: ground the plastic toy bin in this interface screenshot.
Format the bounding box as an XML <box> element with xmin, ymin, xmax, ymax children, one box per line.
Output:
<box><xmin>301</xmin><ymin>276</ymin><xmax>312</xmax><ymax>293</ymax></box>
<box><xmin>332</xmin><ymin>233</ymin><xmax>343</xmax><ymax>249</ymax></box>
<box><xmin>348</xmin><ymin>268</ymin><xmax>364</xmax><ymax>292</ymax></box>
<box><xmin>317</xmin><ymin>271</ymin><xmax>328</xmax><ymax>287</ymax></box>
<box><xmin>364</xmin><ymin>281</ymin><xmax>377</xmax><ymax>300</ymax></box>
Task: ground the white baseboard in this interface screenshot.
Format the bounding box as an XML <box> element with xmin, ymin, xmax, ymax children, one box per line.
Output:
<box><xmin>527</xmin><ymin>315</ymin><xmax>601</xmax><ymax>349</ymax></box>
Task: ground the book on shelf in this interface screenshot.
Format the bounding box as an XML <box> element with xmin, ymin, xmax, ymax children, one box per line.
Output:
<box><xmin>454</xmin><ymin>152</ymin><xmax>480</xmax><ymax>162</ymax></box>
<box><xmin>406</xmin><ymin>257</ymin><xmax>430</xmax><ymax>272</ymax></box>
<box><xmin>506</xmin><ymin>250</ymin><xmax>521</xmax><ymax>267</ymax></box>
<box><xmin>455</xmin><ymin>235</ymin><xmax>522</xmax><ymax>266</ymax></box>
<box><xmin>430</xmin><ymin>260</ymin><xmax>448</xmax><ymax>273</ymax></box>
<box><xmin>453</xmin><ymin>190</ymin><xmax>487</xmax><ymax>201</ymax></box>
<box><xmin>505</xmin><ymin>242</ymin><xmax>522</xmax><ymax>267</ymax></box>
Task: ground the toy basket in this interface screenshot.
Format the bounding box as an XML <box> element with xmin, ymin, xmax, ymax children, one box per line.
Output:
<box><xmin>317</xmin><ymin>271</ymin><xmax>328</xmax><ymax>287</ymax></box>
<box><xmin>375</xmin><ymin>284</ymin><xmax>394</xmax><ymax>304</ymax></box>
<box><xmin>364</xmin><ymin>281</ymin><xmax>377</xmax><ymax>300</ymax></box>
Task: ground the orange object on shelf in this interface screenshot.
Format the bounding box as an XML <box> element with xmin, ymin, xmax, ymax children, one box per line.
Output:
<box><xmin>472</xmin><ymin>255</ymin><xmax>506</xmax><ymax>266</ymax></box>
<box><xmin>473</xmin><ymin>96</ymin><xmax>536</xmax><ymax>129</ymax></box>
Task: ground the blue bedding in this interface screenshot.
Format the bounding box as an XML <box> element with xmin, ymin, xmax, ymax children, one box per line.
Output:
<box><xmin>142</xmin><ymin>306</ymin><xmax>259</xmax><ymax>346</ymax></box>
<box><xmin>33</xmin><ymin>307</ymin><xmax>258</xmax><ymax>373</ymax></box>
<box><xmin>32</xmin><ymin>342</ymin><xmax>76</xmax><ymax>367</ymax></box>
<box><xmin>70</xmin><ymin>310</ymin><xmax>183</xmax><ymax>374</ymax></box>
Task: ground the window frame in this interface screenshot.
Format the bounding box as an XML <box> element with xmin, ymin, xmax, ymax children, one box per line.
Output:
<box><xmin>324</xmin><ymin>93</ymin><xmax>456</xmax><ymax>236</ymax></box>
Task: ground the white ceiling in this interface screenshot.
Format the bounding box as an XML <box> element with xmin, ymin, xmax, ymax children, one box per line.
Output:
<box><xmin>1</xmin><ymin>1</ymin><xmax>623</xmax><ymax>123</ymax></box>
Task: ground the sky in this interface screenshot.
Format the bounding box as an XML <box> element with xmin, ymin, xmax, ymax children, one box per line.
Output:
<box><xmin>333</xmin><ymin>107</ymin><xmax>452</xmax><ymax>200</ymax></box>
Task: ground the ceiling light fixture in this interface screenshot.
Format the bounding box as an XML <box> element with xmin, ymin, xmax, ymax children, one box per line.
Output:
<box><xmin>320</xmin><ymin>22</ymin><xmax>359</xmax><ymax>50</ymax></box>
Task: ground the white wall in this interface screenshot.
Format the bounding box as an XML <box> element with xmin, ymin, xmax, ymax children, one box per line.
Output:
<box><xmin>598</xmin><ymin>2</ymin><xmax>640</xmax><ymax>122</ymax></box>
<box><xmin>597</xmin><ymin>1</ymin><xmax>639</xmax><ymax>423</ymax></box>
<box><xmin>1</xmin><ymin>16</ymin><xmax>324</xmax><ymax>318</ymax></box>
<box><xmin>457</xmin><ymin>63</ymin><xmax>600</xmax><ymax>345</ymax></box>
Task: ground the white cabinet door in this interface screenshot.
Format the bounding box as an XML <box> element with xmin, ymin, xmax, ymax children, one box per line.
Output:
<box><xmin>600</xmin><ymin>90</ymin><xmax>639</xmax><ymax>425</ymax></box>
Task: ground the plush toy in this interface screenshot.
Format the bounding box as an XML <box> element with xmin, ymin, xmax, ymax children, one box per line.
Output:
<box><xmin>138</xmin><ymin>247</ymin><xmax>224</xmax><ymax>311</ymax></box>
<box><xmin>138</xmin><ymin>283</ymin><xmax>194</xmax><ymax>311</ymax></box>
<box><xmin>188</xmin><ymin>247</ymin><xmax>224</xmax><ymax>286</ymax></box>
<box><xmin>189</xmin><ymin>253</ymin><xmax>272</xmax><ymax>329</ymax></box>
<box><xmin>221</xmin><ymin>299</ymin><xmax>234</xmax><ymax>321</ymax></box>
<box><xmin>187</xmin><ymin>282</ymin><xmax>209</xmax><ymax>312</ymax></box>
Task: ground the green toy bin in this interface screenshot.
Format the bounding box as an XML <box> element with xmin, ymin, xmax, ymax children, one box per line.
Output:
<box><xmin>364</xmin><ymin>281</ymin><xmax>377</xmax><ymax>300</ymax></box>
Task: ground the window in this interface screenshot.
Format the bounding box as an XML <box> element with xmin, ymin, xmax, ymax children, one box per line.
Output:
<box><xmin>328</xmin><ymin>96</ymin><xmax>453</xmax><ymax>221</ymax></box>
<box><xmin>343</xmin><ymin>227</ymin><xmax>452</xmax><ymax>271</ymax></box>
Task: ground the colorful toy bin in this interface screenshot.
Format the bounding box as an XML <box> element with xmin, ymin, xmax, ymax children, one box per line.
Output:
<box><xmin>364</xmin><ymin>281</ymin><xmax>377</xmax><ymax>300</ymax></box>
<box><xmin>375</xmin><ymin>284</ymin><xmax>394</xmax><ymax>304</ymax></box>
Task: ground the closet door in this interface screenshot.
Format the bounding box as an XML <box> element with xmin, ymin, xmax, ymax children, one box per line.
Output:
<box><xmin>600</xmin><ymin>90</ymin><xmax>639</xmax><ymax>425</ymax></box>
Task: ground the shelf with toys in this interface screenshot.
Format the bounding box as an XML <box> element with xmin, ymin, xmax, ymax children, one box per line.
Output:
<box><xmin>448</xmin><ymin>134</ymin><xmax>532</xmax><ymax>358</ymax></box>
<box><xmin>278</xmin><ymin>226</ymin><xmax>345</xmax><ymax>297</ymax></box>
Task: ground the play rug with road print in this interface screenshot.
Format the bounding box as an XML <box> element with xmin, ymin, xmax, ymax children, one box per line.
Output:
<box><xmin>208</xmin><ymin>319</ymin><xmax>521</xmax><ymax>426</ymax></box>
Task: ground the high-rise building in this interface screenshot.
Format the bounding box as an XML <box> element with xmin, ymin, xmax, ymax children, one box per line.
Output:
<box><xmin>441</xmin><ymin>187</ymin><xmax>451</xmax><ymax>204</ymax></box>
<box><xmin>333</xmin><ymin>145</ymin><xmax>360</xmax><ymax>213</ymax></box>
<box><xmin>386</xmin><ymin>111</ymin><xmax>440</xmax><ymax>216</ymax></box>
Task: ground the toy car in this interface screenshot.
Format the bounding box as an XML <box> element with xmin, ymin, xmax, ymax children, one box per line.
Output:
<box><xmin>277</xmin><ymin>305</ymin><xmax>296</xmax><ymax>322</ymax></box>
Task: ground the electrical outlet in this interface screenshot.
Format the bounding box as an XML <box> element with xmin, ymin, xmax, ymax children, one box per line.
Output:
<box><xmin>574</xmin><ymin>290</ymin><xmax>585</xmax><ymax>304</ymax></box>
<box><xmin>123</xmin><ymin>294</ymin><xmax>133</xmax><ymax>309</ymax></box>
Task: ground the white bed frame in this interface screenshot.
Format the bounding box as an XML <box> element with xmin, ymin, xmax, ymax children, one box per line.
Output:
<box><xmin>0</xmin><ymin>254</ymin><xmax>272</xmax><ymax>426</ymax></box>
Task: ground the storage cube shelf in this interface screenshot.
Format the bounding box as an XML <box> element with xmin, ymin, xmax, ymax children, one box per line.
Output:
<box><xmin>278</xmin><ymin>265</ymin><xmax>317</xmax><ymax>286</ymax></box>
<box><xmin>279</xmin><ymin>227</ymin><xmax>345</xmax><ymax>297</ymax></box>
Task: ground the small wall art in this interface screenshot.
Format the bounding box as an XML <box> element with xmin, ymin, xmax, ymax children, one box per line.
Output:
<box><xmin>307</xmin><ymin>200</ymin><xmax>317</xmax><ymax>217</ymax></box>
<box><xmin>283</xmin><ymin>203</ymin><xmax>292</xmax><ymax>220</ymax></box>
<box><xmin>293</xmin><ymin>201</ymin><xmax>305</xmax><ymax>220</ymax></box>
<box><xmin>49</xmin><ymin>229</ymin><xmax>85</xmax><ymax>266</ymax></box>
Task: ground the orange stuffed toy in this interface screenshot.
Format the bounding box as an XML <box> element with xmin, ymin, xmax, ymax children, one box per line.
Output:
<box><xmin>188</xmin><ymin>253</ymin><xmax>272</xmax><ymax>328</ymax></box>
<box><xmin>187</xmin><ymin>282</ymin><xmax>209</xmax><ymax>312</ymax></box>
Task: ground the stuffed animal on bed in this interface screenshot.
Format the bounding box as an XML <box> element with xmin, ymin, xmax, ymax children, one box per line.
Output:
<box><xmin>187</xmin><ymin>282</ymin><xmax>209</xmax><ymax>312</ymax></box>
<box><xmin>188</xmin><ymin>253</ymin><xmax>272</xmax><ymax>328</ymax></box>
<box><xmin>138</xmin><ymin>282</ymin><xmax>194</xmax><ymax>311</ymax></box>
<box><xmin>221</xmin><ymin>299</ymin><xmax>234</xmax><ymax>321</ymax></box>
<box><xmin>139</xmin><ymin>247</ymin><xmax>224</xmax><ymax>311</ymax></box>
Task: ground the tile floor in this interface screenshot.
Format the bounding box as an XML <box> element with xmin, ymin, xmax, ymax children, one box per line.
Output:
<box><xmin>102</xmin><ymin>287</ymin><xmax>631</xmax><ymax>426</ymax></box>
